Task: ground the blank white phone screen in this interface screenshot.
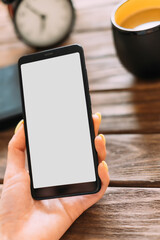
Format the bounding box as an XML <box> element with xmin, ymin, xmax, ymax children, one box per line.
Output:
<box><xmin>21</xmin><ymin>52</ymin><xmax>96</xmax><ymax>189</ymax></box>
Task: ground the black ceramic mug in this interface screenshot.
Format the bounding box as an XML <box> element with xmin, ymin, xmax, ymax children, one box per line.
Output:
<box><xmin>111</xmin><ymin>0</ymin><xmax>160</xmax><ymax>79</ymax></box>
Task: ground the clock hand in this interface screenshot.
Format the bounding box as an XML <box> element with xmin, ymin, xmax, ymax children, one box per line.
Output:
<box><xmin>41</xmin><ymin>21</ymin><xmax>45</xmax><ymax>32</ymax></box>
<box><xmin>26</xmin><ymin>3</ymin><xmax>45</xmax><ymax>18</ymax></box>
<box><xmin>26</xmin><ymin>3</ymin><xmax>47</xmax><ymax>31</ymax></box>
<box><xmin>41</xmin><ymin>15</ymin><xmax>46</xmax><ymax>21</ymax></box>
<box><xmin>40</xmin><ymin>17</ymin><xmax>46</xmax><ymax>32</ymax></box>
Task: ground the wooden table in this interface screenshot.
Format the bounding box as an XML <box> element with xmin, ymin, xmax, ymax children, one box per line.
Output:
<box><xmin>1</xmin><ymin>0</ymin><xmax>160</xmax><ymax>239</ymax></box>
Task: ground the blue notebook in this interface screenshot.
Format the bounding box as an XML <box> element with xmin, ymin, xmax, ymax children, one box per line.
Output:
<box><xmin>0</xmin><ymin>64</ymin><xmax>22</xmax><ymax>129</ymax></box>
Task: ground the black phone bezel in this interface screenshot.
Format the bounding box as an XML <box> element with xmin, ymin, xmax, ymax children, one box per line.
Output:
<box><xmin>18</xmin><ymin>44</ymin><xmax>101</xmax><ymax>200</ymax></box>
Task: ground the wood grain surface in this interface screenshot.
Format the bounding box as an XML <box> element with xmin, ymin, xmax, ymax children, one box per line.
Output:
<box><xmin>106</xmin><ymin>134</ymin><xmax>160</xmax><ymax>185</ymax></box>
<box><xmin>0</xmin><ymin>133</ymin><xmax>160</xmax><ymax>187</ymax></box>
<box><xmin>91</xmin><ymin>91</ymin><xmax>160</xmax><ymax>134</ymax></box>
<box><xmin>62</xmin><ymin>187</ymin><xmax>160</xmax><ymax>240</ymax></box>
<box><xmin>0</xmin><ymin>185</ymin><xmax>160</xmax><ymax>239</ymax></box>
<box><xmin>86</xmin><ymin>57</ymin><xmax>160</xmax><ymax>92</ymax></box>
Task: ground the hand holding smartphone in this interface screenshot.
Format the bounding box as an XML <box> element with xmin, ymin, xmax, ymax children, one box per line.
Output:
<box><xmin>18</xmin><ymin>45</ymin><xmax>100</xmax><ymax>200</ymax></box>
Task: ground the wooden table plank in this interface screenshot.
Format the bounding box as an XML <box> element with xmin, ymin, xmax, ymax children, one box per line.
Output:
<box><xmin>62</xmin><ymin>187</ymin><xmax>160</xmax><ymax>240</ymax></box>
<box><xmin>106</xmin><ymin>134</ymin><xmax>160</xmax><ymax>185</ymax></box>
<box><xmin>91</xmin><ymin>91</ymin><xmax>160</xmax><ymax>134</ymax></box>
<box><xmin>1</xmin><ymin>185</ymin><xmax>160</xmax><ymax>239</ymax></box>
<box><xmin>86</xmin><ymin>57</ymin><xmax>160</xmax><ymax>92</ymax></box>
<box><xmin>63</xmin><ymin>30</ymin><xmax>114</xmax><ymax>59</ymax></box>
<box><xmin>74</xmin><ymin>0</ymin><xmax>119</xmax><ymax>9</ymax></box>
<box><xmin>0</xmin><ymin>132</ymin><xmax>160</xmax><ymax>187</ymax></box>
<box><xmin>74</xmin><ymin>0</ymin><xmax>118</xmax><ymax>31</ymax></box>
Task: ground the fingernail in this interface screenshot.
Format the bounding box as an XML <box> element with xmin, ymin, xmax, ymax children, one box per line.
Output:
<box><xmin>15</xmin><ymin>120</ymin><xmax>24</xmax><ymax>134</ymax></box>
<box><xmin>96</xmin><ymin>112</ymin><xmax>101</xmax><ymax>122</ymax></box>
<box><xmin>102</xmin><ymin>161</ymin><xmax>108</xmax><ymax>172</ymax></box>
<box><xmin>99</xmin><ymin>134</ymin><xmax>106</xmax><ymax>144</ymax></box>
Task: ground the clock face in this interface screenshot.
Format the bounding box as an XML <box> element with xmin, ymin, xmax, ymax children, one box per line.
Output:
<box><xmin>14</xmin><ymin>0</ymin><xmax>74</xmax><ymax>48</ymax></box>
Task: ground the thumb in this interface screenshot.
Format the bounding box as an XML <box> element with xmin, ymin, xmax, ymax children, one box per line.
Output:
<box><xmin>4</xmin><ymin>120</ymin><xmax>26</xmax><ymax>181</ymax></box>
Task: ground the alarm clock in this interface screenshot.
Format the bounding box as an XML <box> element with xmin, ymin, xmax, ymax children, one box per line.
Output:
<box><xmin>4</xmin><ymin>0</ymin><xmax>75</xmax><ymax>49</ymax></box>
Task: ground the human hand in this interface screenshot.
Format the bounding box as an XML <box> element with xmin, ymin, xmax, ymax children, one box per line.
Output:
<box><xmin>0</xmin><ymin>113</ymin><xmax>109</xmax><ymax>240</ymax></box>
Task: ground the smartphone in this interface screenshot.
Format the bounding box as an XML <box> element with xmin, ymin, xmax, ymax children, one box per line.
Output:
<box><xmin>18</xmin><ymin>44</ymin><xmax>100</xmax><ymax>200</ymax></box>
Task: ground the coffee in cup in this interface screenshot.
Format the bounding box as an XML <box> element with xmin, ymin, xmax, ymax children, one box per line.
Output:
<box><xmin>111</xmin><ymin>0</ymin><xmax>160</xmax><ymax>79</ymax></box>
